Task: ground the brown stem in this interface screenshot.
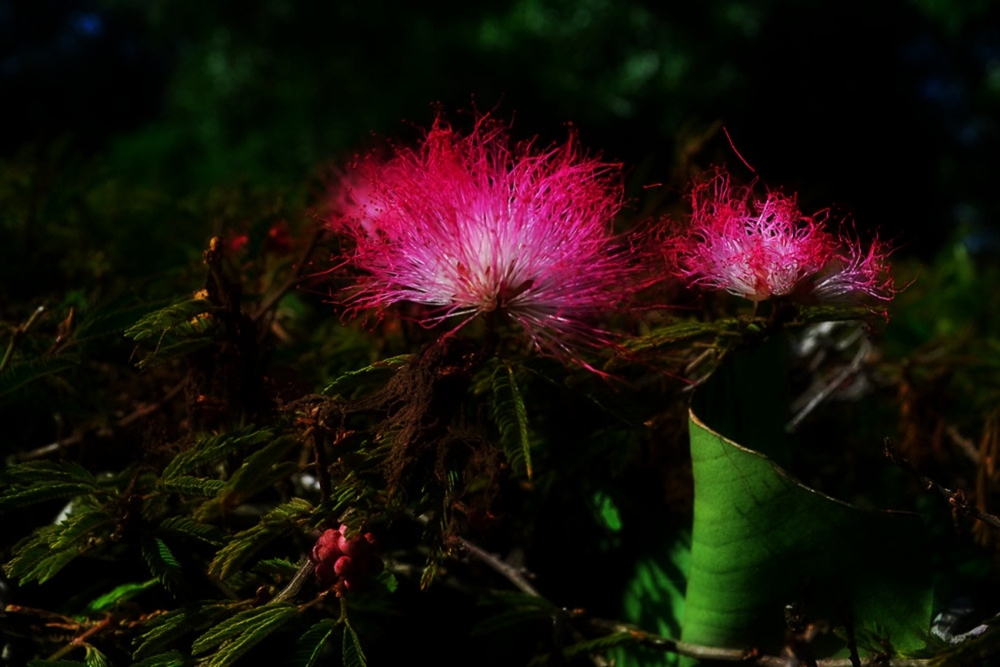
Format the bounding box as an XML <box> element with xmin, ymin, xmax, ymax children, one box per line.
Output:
<box><xmin>588</xmin><ymin>618</ymin><xmax>933</xmax><ymax>666</ymax></box>
<box><xmin>884</xmin><ymin>438</ymin><xmax>1000</xmax><ymax>531</ymax></box>
<box><xmin>0</xmin><ymin>305</ymin><xmax>46</xmax><ymax>374</ymax></box>
<box><xmin>452</xmin><ymin>534</ymin><xmax>540</xmax><ymax>598</ymax></box>
<box><xmin>272</xmin><ymin>558</ymin><xmax>316</xmax><ymax>603</ymax></box>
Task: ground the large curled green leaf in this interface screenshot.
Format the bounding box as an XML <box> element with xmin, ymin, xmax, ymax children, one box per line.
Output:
<box><xmin>681</xmin><ymin>409</ymin><xmax>932</xmax><ymax>657</ymax></box>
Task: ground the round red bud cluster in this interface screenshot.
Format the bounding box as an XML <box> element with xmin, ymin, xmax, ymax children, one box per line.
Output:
<box><xmin>311</xmin><ymin>525</ymin><xmax>383</xmax><ymax>594</ymax></box>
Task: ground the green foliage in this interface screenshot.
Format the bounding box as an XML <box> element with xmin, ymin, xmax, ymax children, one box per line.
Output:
<box><xmin>207</xmin><ymin>498</ymin><xmax>313</xmax><ymax>581</ymax></box>
<box><xmin>133</xmin><ymin>604</ymin><xmax>232</xmax><ymax>661</ymax></box>
<box><xmin>191</xmin><ymin>604</ymin><xmax>299</xmax><ymax>667</ymax></box>
<box><xmin>7</xmin><ymin>505</ymin><xmax>116</xmax><ymax>584</ymax></box>
<box><xmin>195</xmin><ymin>436</ymin><xmax>298</xmax><ymax>520</ymax></box>
<box><xmin>290</xmin><ymin>619</ymin><xmax>338</xmax><ymax>667</ymax></box>
<box><xmin>84</xmin><ymin>645</ymin><xmax>111</xmax><ymax>667</ymax></box>
<box><xmin>616</xmin><ymin>532</ymin><xmax>690</xmax><ymax>667</ymax></box>
<box><xmin>490</xmin><ymin>360</ymin><xmax>533</xmax><ymax>479</ymax></box>
<box><xmin>159</xmin><ymin>516</ymin><xmax>227</xmax><ymax>547</ymax></box>
<box><xmin>124</xmin><ymin>299</ymin><xmax>213</xmax><ymax>343</ymax></box>
<box><xmin>142</xmin><ymin>536</ymin><xmax>187</xmax><ymax>597</ymax></box>
<box><xmin>158</xmin><ymin>476</ymin><xmax>226</xmax><ymax>499</ymax></box>
<box><xmin>86</xmin><ymin>579</ymin><xmax>159</xmax><ymax>612</ymax></box>
<box><xmin>131</xmin><ymin>651</ymin><xmax>187</xmax><ymax>667</ymax></box>
<box><xmin>124</xmin><ymin>298</ymin><xmax>217</xmax><ymax>370</ymax></box>
<box><xmin>0</xmin><ymin>460</ymin><xmax>100</xmax><ymax>509</ymax></box>
<box><xmin>161</xmin><ymin>427</ymin><xmax>274</xmax><ymax>479</ymax></box>
<box><xmin>322</xmin><ymin>354</ymin><xmax>411</xmax><ymax>398</ymax></box>
<box><xmin>341</xmin><ymin>622</ymin><xmax>368</xmax><ymax>667</ymax></box>
<box><xmin>374</xmin><ymin>570</ymin><xmax>398</xmax><ymax>594</ymax></box>
<box><xmin>0</xmin><ymin>355</ymin><xmax>80</xmax><ymax>396</ymax></box>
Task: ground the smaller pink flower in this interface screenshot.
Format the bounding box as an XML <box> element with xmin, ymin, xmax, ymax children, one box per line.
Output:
<box><xmin>811</xmin><ymin>235</ymin><xmax>895</xmax><ymax>303</ymax></box>
<box><xmin>672</xmin><ymin>170</ymin><xmax>894</xmax><ymax>305</ymax></box>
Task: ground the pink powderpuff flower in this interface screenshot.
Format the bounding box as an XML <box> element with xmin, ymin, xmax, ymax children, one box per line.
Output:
<box><xmin>672</xmin><ymin>170</ymin><xmax>894</xmax><ymax>305</ymax></box>
<box><xmin>325</xmin><ymin>155</ymin><xmax>395</xmax><ymax>234</ymax></box>
<box><xmin>810</xmin><ymin>235</ymin><xmax>896</xmax><ymax>303</ymax></box>
<box><xmin>331</xmin><ymin>115</ymin><xmax>647</xmax><ymax>363</ymax></box>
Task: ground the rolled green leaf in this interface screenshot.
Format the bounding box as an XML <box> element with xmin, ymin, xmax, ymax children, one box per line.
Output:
<box><xmin>681</xmin><ymin>409</ymin><xmax>932</xmax><ymax>657</ymax></box>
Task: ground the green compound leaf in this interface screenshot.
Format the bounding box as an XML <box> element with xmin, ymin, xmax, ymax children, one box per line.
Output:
<box><xmin>83</xmin><ymin>645</ymin><xmax>110</xmax><ymax>667</ymax></box>
<box><xmin>374</xmin><ymin>569</ymin><xmax>398</xmax><ymax>594</ymax></box>
<box><xmin>1</xmin><ymin>460</ymin><xmax>96</xmax><ymax>486</ymax></box>
<box><xmin>0</xmin><ymin>355</ymin><xmax>79</xmax><ymax>396</ymax></box>
<box><xmin>141</xmin><ymin>536</ymin><xmax>186</xmax><ymax>597</ymax></box>
<box><xmin>191</xmin><ymin>604</ymin><xmax>299</xmax><ymax>667</ymax></box>
<box><xmin>0</xmin><ymin>461</ymin><xmax>100</xmax><ymax>512</ymax></box>
<box><xmin>192</xmin><ymin>436</ymin><xmax>298</xmax><ymax>522</ymax></box>
<box><xmin>207</xmin><ymin>498</ymin><xmax>313</xmax><ymax>580</ymax></box>
<box><xmin>491</xmin><ymin>360</ymin><xmax>532</xmax><ymax>479</ymax></box>
<box><xmin>133</xmin><ymin>603</ymin><xmax>231</xmax><ymax>660</ymax></box>
<box><xmin>162</xmin><ymin>426</ymin><xmax>273</xmax><ymax>479</ymax></box>
<box><xmin>322</xmin><ymin>354</ymin><xmax>410</xmax><ymax>398</ymax></box>
<box><xmin>342</xmin><ymin>622</ymin><xmax>368</xmax><ymax>667</ymax></box>
<box><xmin>0</xmin><ymin>481</ymin><xmax>99</xmax><ymax>509</ymax></box>
<box><xmin>290</xmin><ymin>618</ymin><xmax>338</xmax><ymax>667</ymax></box>
<box><xmin>7</xmin><ymin>508</ymin><xmax>115</xmax><ymax>584</ymax></box>
<box><xmin>131</xmin><ymin>650</ymin><xmax>186</xmax><ymax>667</ymax></box>
<box><xmin>157</xmin><ymin>475</ymin><xmax>226</xmax><ymax>498</ymax></box>
<box><xmin>159</xmin><ymin>516</ymin><xmax>227</xmax><ymax>547</ymax></box>
<box><xmin>681</xmin><ymin>409</ymin><xmax>932</xmax><ymax>658</ymax></box>
<box><xmin>124</xmin><ymin>299</ymin><xmax>213</xmax><ymax>342</ymax></box>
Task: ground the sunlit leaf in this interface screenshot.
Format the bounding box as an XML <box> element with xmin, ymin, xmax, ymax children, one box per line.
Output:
<box><xmin>680</xmin><ymin>410</ymin><xmax>932</xmax><ymax>656</ymax></box>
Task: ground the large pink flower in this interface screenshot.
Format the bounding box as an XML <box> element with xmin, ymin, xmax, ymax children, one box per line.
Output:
<box><xmin>673</xmin><ymin>170</ymin><xmax>894</xmax><ymax>304</ymax></box>
<box><xmin>331</xmin><ymin>116</ymin><xmax>644</xmax><ymax>361</ymax></box>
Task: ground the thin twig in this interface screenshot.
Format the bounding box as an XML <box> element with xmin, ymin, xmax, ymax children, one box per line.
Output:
<box><xmin>272</xmin><ymin>558</ymin><xmax>316</xmax><ymax>603</ymax></box>
<box><xmin>786</xmin><ymin>338</ymin><xmax>870</xmax><ymax>433</ymax></box>
<box><xmin>252</xmin><ymin>227</ymin><xmax>324</xmax><ymax>323</ymax></box>
<box><xmin>8</xmin><ymin>377</ymin><xmax>188</xmax><ymax>463</ymax></box>
<box><xmin>416</xmin><ymin>515</ymin><xmax>607</xmax><ymax>666</ymax></box>
<box><xmin>946</xmin><ymin>424</ymin><xmax>980</xmax><ymax>465</ymax></box>
<box><xmin>409</xmin><ymin>512</ymin><xmax>542</xmax><ymax>597</ymax></box>
<box><xmin>452</xmin><ymin>535</ymin><xmax>540</xmax><ymax>597</ymax></box>
<box><xmin>0</xmin><ymin>305</ymin><xmax>46</xmax><ymax>374</ymax></box>
<box><xmin>885</xmin><ymin>438</ymin><xmax>1000</xmax><ymax>531</ymax></box>
<box><xmin>588</xmin><ymin>618</ymin><xmax>933</xmax><ymax>666</ymax></box>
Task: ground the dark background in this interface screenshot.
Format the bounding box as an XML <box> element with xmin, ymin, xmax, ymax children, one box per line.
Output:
<box><xmin>4</xmin><ymin>0</ymin><xmax>1000</xmax><ymax>260</ymax></box>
